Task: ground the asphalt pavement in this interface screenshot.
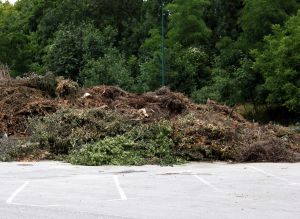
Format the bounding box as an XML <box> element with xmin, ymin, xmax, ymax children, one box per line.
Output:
<box><xmin>0</xmin><ymin>161</ymin><xmax>300</xmax><ymax>219</ymax></box>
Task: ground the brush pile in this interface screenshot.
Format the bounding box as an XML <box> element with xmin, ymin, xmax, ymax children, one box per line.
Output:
<box><xmin>0</xmin><ymin>74</ymin><xmax>299</xmax><ymax>163</ymax></box>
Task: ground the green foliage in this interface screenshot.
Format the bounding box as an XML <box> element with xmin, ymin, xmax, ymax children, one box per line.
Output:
<box><xmin>45</xmin><ymin>24</ymin><xmax>84</xmax><ymax>79</ymax></box>
<box><xmin>45</xmin><ymin>23</ymin><xmax>134</xmax><ymax>88</ymax></box>
<box><xmin>253</xmin><ymin>11</ymin><xmax>300</xmax><ymax>112</ymax></box>
<box><xmin>29</xmin><ymin>108</ymin><xmax>133</xmax><ymax>155</ymax></box>
<box><xmin>139</xmin><ymin>0</ymin><xmax>211</xmax><ymax>93</ymax></box>
<box><xmin>191</xmin><ymin>86</ymin><xmax>220</xmax><ymax>104</ymax></box>
<box><xmin>69</xmin><ymin>121</ymin><xmax>181</xmax><ymax>166</ymax></box>
<box><xmin>82</xmin><ymin>25</ymin><xmax>118</xmax><ymax>60</ymax></box>
<box><xmin>0</xmin><ymin>138</ymin><xmax>41</xmax><ymax>162</ymax></box>
<box><xmin>201</xmin><ymin>58</ymin><xmax>264</xmax><ymax>106</ymax></box>
<box><xmin>0</xmin><ymin>0</ymin><xmax>299</xmax><ymax>123</ymax></box>
<box><xmin>167</xmin><ymin>46</ymin><xmax>210</xmax><ymax>94</ymax></box>
<box><xmin>46</xmin><ymin>24</ymin><xmax>133</xmax><ymax>89</ymax></box>
<box><xmin>139</xmin><ymin>44</ymin><xmax>211</xmax><ymax>94</ymax></box>
<box><xmin>167</xmin><ymin>0</ymin><xmax>211</xmax><ymax>46</ymax></box>
<box><xmin>240</xmin><ymin>0</ymin><xmax>299</xmax><ymax>44</ymax></box>
<box><xmin>69</xmin><ymin>135</ymin><xmax>139</xmax><ymax>165</ymax></box>
<box><xmin>204</xmin><ymin>0</ymin><xmax>243</xmax><ymax>44</ymax></box>
<box><xmin>0</xmin><ymin>2</ymin><xmax>33</xmax><ymax>74</ymax></box>
<box><xmin>29</xmin><ymin>107</ymin><xmax>182</xmax><ymax>165</ymax></box>
<box><xmin>203</xmin><ymin>0</ymin><xmax>299</xmax><ymax>109</ymax></box>
<box><xmin>80</xmin><ymin>48</ymin><xmax>134</xmax><ymax>90</ymax></box>
<box><xmin>46</xmin><ymin>24</ymin><xmax>117</xmax><ymax>80</ymax></box>
<box><xmin>138</xmin><ymin>29</ymin><xmax>163</xmax><ymax>92</ymax></box>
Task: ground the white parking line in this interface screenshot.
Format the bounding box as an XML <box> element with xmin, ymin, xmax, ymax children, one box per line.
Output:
<box><xmin>247</xmin><ymin>166</ymin><xmax>299</xmax><ymax>186</ymax></box>
<box><xmin>193</xmin><ymin>175</ymin><xmax>222</xmax><ymax>193</ymax></box>
<box><xmin>9</xmin><ymin>202</ymin><xmax>59</xmax><ymax>208</ymax></box>
<box><xmin>113</xmin><ymin>175</ymin><xmax>127</xmax><ymax>200</ymax></box>
<box><xmin>6</xmin><ymin>181</ymin><xmax>29</xmax><ymax>204</ymax></box>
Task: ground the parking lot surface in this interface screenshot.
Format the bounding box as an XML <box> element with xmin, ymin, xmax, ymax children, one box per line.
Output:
<box><xmin>0</xmin><ymin>161</ymin><xmax>300</xmax><ymax>219</ymax></box>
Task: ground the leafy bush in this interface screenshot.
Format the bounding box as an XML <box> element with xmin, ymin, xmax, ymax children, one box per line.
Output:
<box><xmin>46</xmin><ymin>23</ymin><xmax>118</xmax><ymax>80</ymax></box>
<box><xmin>69</xmin><ymin>121</ymin><xmax>183</xmax><ymax>166</ymax></box>
<box><xmin>79</xmin><ymin>48</ymin><xmax>134</xmax><ymax>90</ymax></box>
<box><xmin>191</xmin><ymin>86</ymin><xmax>220</xmax><ymax>104</ymax></box>
<box><xmin>253</xmin><ymin>11</ymin><xmax>300</xmax><ymax>112</ymax></box>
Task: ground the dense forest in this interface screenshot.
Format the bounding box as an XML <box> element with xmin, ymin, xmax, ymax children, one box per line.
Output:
<box><xmin>0</xmin><ymin>0</ymin><xmax>299</xmax><ymax>123</ymax></box>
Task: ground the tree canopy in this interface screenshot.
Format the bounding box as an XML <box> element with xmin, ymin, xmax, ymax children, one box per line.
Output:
<box><xmin>0</xmin><ymin>0</ymin><xmax>299</xmax><ymax>120</ymax></box>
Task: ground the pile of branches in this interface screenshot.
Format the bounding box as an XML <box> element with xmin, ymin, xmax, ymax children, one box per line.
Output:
<box><xmin>0</xmin><ymin>74</ymin><xmax>299</xmax><ymax>163</ymax></box>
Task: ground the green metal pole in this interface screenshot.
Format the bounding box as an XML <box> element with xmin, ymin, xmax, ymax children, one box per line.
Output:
<box><xmin>161</xmin><ymin>1</ymin><xmax>165</xmax><ymax>86</ymax></box>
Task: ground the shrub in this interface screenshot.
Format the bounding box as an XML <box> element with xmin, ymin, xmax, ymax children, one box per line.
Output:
<box><xmin>191</xmin><ymin>86</ymin><xmax>220</xmax><ymax>104</ymax></box>
<box><xmin>79</xmin><ymin>48</ymin><xmax>134</xmax><ymax>90</ymax></box>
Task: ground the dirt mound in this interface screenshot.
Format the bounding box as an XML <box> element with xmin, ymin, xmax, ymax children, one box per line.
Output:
<box><xmin>0</xmin><ymin>76</ymin><xmax>299</xmax><ymax>162</ymax></box>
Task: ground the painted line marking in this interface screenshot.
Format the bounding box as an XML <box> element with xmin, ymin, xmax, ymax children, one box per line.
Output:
<box><xmin>113</xmin><ymin>175</ymin><xmax>127</xmax><ymax>200</ymax></box>
<box><xmin>105</xmin><ymin>198</ymin><xmax>137</xmax><ymax>202</ymax></box>
<box><xmin>9</xmin><ymin>202</ymin><xmax>59</xmax><ymax>208</ymax></box>
<box><xmin>290</xmin><ymin>183</ymin><xmax>300</xmax><ymax>185</ymax></box>
<box><xmin>6</xmin><ymin>181</ymin><xmax>29</xmax><ymax>204</ymax></box>
<box><xmin>247</xmin><ymin>166</ymin><xmax>299</xmax><ymax>186</ymax></box>
<box><xmin>193</xmin><ymin>175</ymin><xmax>222</xmax><ymax>193</ymax></box>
